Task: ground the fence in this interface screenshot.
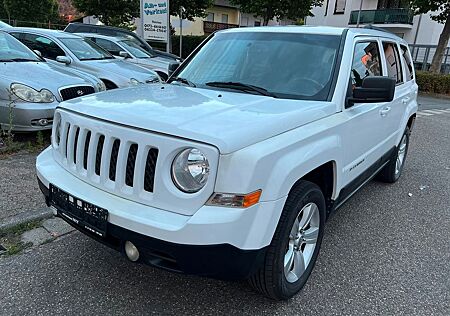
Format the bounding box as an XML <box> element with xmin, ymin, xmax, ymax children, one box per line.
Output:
<box><xmin>409</xmin><ymin>44</ymin><xmax>450</xmax><ymax>74</ymax></box>
<box><xmin>0</xmin><ymin>19</ymin><xmax>66</xmax><ymax>30</ymax></box>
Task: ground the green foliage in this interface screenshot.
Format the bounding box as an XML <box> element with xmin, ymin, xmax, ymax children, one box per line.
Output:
<box><xmin>1</xmin><ymin>0</ymin><xmax>60</xmax><ymax>23</ymax></box>
<box><xmin>230</xmin><ymin>0</ymin><xmax>323</xmax><ymax>25</ymax></box>
<box><xmin>72</xmin><ymin>0</ymin><xmax>139</xmax><ymax>27</ymax></box>
<box><xmin>169</xmin><ymin>0</ymin><xmax>214</xmax><ymax>20</ymax></box>
<box><xmin>409</xmin><ymin>0</ymin><xmax>450</xmax><ymax>23</ymax></box>
<box><xmin>171</xmin><ymin>34</ymin><xmax>207</xmax><ymax>57</ymax></box>
<box><xmin>416</xmin><ymin>71</ymin><xmax>450</xmax><ymax>94</ymax></box>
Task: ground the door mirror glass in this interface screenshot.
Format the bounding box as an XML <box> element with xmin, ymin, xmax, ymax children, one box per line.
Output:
<box><xmin>349</xmin><ymin>76</ymin><xmax>395</xmax><ymax>104</ymax></box>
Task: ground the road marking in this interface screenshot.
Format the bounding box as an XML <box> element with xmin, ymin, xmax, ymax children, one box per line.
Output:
<box><xmin>417</xmin><ymin>108</ymin><xmax>450</xmax><ymax>118</ymax></box>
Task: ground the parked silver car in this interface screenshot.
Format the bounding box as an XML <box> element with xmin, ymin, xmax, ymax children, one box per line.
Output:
<box><xmin>77</xmin><ymin>33</ymin><xmax>172</xmax><ymax>81</ymax></box>
<box><xmin>7</xmin><ymin>28</ymin><xmax>160</xmax><ymax>89</ymax></box>
<box><xmin>0</xmin><ymin>31</ymin><xmax>104</xmax><ymax>132</ymax></box>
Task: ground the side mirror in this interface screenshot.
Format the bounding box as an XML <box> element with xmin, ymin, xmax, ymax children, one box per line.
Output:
<box><xmin>56</xmin><ymin>56</ymin><xmax>72</xmax><ymax>65</ymax></box>
<box><xmin>168</xmin><ymin>62</ymin><xmax>180</xmax><ymax>77</ymax></box>
<box><xmin>348</xmin><ymin>77</ymin><xmax>395</xmax><ymax>105</ymax></box>
<box><xmin>119</xmin><ymin>51</ymin><xmax>130</xmax><ymax>59</ymax></box>
<box><xmin>33</xmin><ymin>50</ymin><xmax>42</xmax><ymax>57</ymax></box>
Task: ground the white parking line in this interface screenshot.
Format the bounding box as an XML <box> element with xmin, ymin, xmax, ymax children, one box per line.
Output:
<box><xmin>416</xmin><ymin>108</ymin><xmax>450</xmax><ymax>118</ymax></box>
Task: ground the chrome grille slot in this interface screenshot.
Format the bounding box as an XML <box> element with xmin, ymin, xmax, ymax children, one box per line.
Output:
<box><xmin>83</xmin><ymin>131</ymin><xmax>91</xmax><ymax>170</ymax></box>
<box><xmin>73</xmin><ymin>127</ymin><xmax>80</xmax><ymax>164</ymax></box>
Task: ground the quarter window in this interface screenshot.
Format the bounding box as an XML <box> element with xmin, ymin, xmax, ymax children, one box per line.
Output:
<box><xmin>383</xmin><ymin>42</ymin><xmax>403</xmax><ymax>84</ymax></box>
<box><xmin>400</xmin><ymin>44</ymin><xmax>414</xmax><ymax>81</ymax></box>
<box><xmin>351</xmin><ymin>41</ymin><xmax>382</xmax><ymax>88</ymax></box>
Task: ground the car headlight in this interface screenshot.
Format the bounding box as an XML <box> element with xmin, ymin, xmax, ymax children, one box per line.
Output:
<box><xmin>10</xmin><ymin>83</ymin><xmax>54</xmax><ymax>103</ymax></box>
<box><xmin>129</xmin><ymin>78</ymin><xmax>142</xmax><ymax>85</ymax></box>
<box><xmin>171</xmin><ymin>148</ymin><xmax>210</xmax><ymax>193</ymax></box>
<box><xmin>97</xmin><ymin>81</ymin><xmax>106</xmax><ymax>91</ymax></box>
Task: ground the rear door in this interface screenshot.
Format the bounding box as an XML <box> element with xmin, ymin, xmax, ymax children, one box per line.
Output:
<box><xmin>379</xmin><ymin>40</ymin><xmax>409</xmax><ymax>148</ymax></box>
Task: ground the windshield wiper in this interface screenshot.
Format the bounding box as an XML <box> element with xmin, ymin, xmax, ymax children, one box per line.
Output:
<box><xmin>171</xmin><ymin>77</ymin><xmax>196</xmax><ymax>87</ymax></box>
<box><xmin>205</xmin><ymin>81</ymin><xmax>274</xmax><ymax>97</ymax></box>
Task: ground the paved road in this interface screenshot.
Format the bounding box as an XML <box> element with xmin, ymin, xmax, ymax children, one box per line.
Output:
<box><xmin>418</xmin><ymin>94</ymin><xmax>450</xmax><ymax>110</ymax></box>
<box><xmin>1</xmin><ymin>110</ymin><xmax>450</xmax><ymax>316</ymax></box>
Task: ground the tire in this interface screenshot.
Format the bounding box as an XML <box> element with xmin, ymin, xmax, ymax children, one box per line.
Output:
<box><xmin>248</xmin><ymin>181</ymin><xmax>326</xmax><ymax>300</ymax></box>
<box><xmin>377</xmin><ymin>127</ymin><xmax>410</xmax><ymax>183</ymax></box>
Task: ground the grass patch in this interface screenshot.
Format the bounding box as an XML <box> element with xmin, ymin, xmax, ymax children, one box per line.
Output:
<box><xmin>0</xmin><ymin>130</ymin><xmax>51</xmax><ymax>158</ymax></box>
<box><xmin>0</xmin><ymin>219</ymin><xmax>43</xmax><ymax>256</ymax></box>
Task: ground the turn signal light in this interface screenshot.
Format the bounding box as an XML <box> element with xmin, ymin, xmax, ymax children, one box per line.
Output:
<box><xmin>207</xmin><ymin>190</ymin><xmax>262</xmax><ymax>208</ymax></box>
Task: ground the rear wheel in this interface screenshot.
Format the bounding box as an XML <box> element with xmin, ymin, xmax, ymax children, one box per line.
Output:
<box><xmin>377</xmin><ymin>127</ymin><xmax>410</xmax><ymax>183</ymax></box>
<box><xmin>248</xmin><ymin>181</ymin><xmax>326</xmax><ymax>300</ymax></box>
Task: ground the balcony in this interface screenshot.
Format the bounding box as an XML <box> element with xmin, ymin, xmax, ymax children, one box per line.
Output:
<box><xmin>203</xmin><ymin>21</ymin><xmax>239</xmax><ymax>34</ymax></box>
<box><xmin>349</xmin><ymin>8</ymin><xmax>414</xmax><ymax>27</ymax></box>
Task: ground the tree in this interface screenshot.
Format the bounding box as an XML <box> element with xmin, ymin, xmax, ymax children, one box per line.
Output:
<box><xmin>230</xmin><ymin>0</ymin><xmax>323</xmax><ymax>26</ymax></box>
<box><xmin>72</xmin><ymin>0</ymin><xmax>213</xmax><ymax>28</ymax></box>
<box><xmin>1</xmin><ymin>0</ymin><xmax>60</xmax><ymax>23</ymax></box>
<box><xmin>72</xmin><ymin>0</ymin><xmax>139</xmax><ymax>27</ymax></box>
<box><xmin>410</xmin><ymin>0</ymin><xmax>450</xmax><ymax>73</ymax></box>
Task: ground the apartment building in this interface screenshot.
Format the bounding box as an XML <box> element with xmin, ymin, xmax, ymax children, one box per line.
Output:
<box><xmin>306</xmin><ymin>0</ymin><xmax>446</xmax><ymax>46</ymax></box>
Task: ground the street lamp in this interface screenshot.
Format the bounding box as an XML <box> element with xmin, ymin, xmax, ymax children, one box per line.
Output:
<box><xmin>180</xmin><ymin>6</ymin><xmax>185</xmax><ymax>58</ymax></box>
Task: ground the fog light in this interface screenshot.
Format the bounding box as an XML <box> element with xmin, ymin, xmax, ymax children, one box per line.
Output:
<box><xmin>38</xmin><ymin>118</ymin><xmax>49</xmax><ymax>126</ymax></box>
<box><xmin>124</xmin><ymin>241</ymin><xmax>140</xmax><ymax>262</ymax></box>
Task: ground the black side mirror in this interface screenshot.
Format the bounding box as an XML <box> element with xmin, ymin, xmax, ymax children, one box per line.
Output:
<box><xmin>348</xmin><ymin>76</ymin><xmax>395</xmax><ymax>106</ymax></box>
<box><xmin>168</xmin><ymin>62</ymin><xmax>180</xmax><ymax>77</ymax></box>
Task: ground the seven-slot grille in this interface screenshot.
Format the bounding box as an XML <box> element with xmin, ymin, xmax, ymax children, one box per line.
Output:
<box><xmin>58</xmin><ymin>122</ymin><xmax>158</xmax><ymax>193</ymax></box>
<box><xmin>60</xmin><ymin>86</ymin><xmax>95</xmax><ymax>101</ymax></box>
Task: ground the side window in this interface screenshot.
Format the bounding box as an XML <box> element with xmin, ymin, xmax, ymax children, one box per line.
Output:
<box><xmin>92</xmin><ymin>38</ymin><xmax>122</xmax><ymax>56</ymax></box>
<box><xmin>382</xmin><ymin>42</ymin><xmax>403</xmax><ymax>84</ymax></box>
<box><xmin>400</xmin><ymin>44</ymin><xmax>414</xmax><ymax>81</ymax></box>
<box><xmin>351</xmin><ymin>41</ymin><xmax>382</xmax><ymax>88</ymax></box>
<box><xmin>20</xmin><ymin>34</ymin><xmax>65</xmax><ymax>60</ymax></box>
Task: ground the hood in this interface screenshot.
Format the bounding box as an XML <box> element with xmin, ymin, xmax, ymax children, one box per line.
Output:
<box><xmin>82</xmin><ymin>59</ymin><xmax>157</xmax><ymax>81</ymax></box>
<box><xmin>60</xmin><ymin>84</ymin><xmax>336</xmax><ymax>154</ymax></box>
<box><xmin>135</xmin><ymin>56</ymin><xmax>170</xmax><ymax>70</ymax></box>
<box><xmin>0</xmin><ymin>61</ymin><xmax>93</xmax><ymax>99</ymax></box>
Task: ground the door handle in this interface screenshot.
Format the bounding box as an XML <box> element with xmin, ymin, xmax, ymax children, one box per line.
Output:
<box><xmin>402</xmin><ymin>97</ymin><xmax>410</xmax><ymax>104</ymax></box>
<box><xmin>380</xmin><ymin>106</ymin><xmax>391</xmax><ymax>117</ymax></box>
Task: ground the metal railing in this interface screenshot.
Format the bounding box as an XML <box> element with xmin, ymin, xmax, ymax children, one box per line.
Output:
<box><xmin>0</xmin><ymin>19</ymin><xmax>67</xmax><ymax>30</ymax></box>
<box><xmin>409</xmin><ymin>44</ymin><xmax>450</xmax><ymax>74</ymax></box>
<box><xmin>203</xmin><ymin>21</ymin><xmax>239</xmax><ymax>34</ymax></box>
<box><xmin>349</xmin><ymin>8</ymin><xmax>414</xmax><ymax>25</ymax></box>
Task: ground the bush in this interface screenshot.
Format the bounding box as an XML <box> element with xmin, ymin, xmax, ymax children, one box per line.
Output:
<box><xmin>148</xmin><ymin>35</ymin><xmax>208</xmax><ymax>58</ymax></box>
<box><xmin>416</xmin><ymin>71</ymin><xmax>450</xmax><ymax>95</ymax></box>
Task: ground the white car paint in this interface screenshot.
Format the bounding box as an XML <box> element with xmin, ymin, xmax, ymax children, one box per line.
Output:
<box><xmin>36</xmin><ymin>26</ymin><xmax>418</xmax><ymax>252</ymax></box>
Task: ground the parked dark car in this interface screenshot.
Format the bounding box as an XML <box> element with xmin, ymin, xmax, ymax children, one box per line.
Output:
<box><xmin>64</xmin><ymin>23</ymin><xmax>181</xmax><ymax>62</ymax></box>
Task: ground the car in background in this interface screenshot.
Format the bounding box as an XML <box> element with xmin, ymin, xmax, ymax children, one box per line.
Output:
<box><xmin>77</xmin><ymin>33</ymin><xmax>173</xmax><ymax>81</ymax></box>
<box><xmin>0</xmin><ymin>31</ymin><xmax>105</xmax><ymax>132</ymax></box>
<box><xmin>7</xmin><ymin>28</ymin><xmax>160</xmax><ymax>90</ymax></box>
<box><xmin>64</xmin><ymin>23</ymin><xmax>181</xmax><ymax>62</ymax></box>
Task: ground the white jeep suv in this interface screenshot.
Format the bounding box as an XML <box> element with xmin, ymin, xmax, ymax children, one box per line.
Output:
<box><xmin>36</xmin><ymin>26</ymin><xmax>418</xmax><ymax>300</ymax></box>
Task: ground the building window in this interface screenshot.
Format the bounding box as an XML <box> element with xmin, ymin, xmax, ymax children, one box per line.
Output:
<box><xmin>334</xmin><ymin>0</ymin><xmax>346</xmax><ymax>14</ymax></box>
<box><xmin>206</xmin><ymin>12</ymin><xmax>214</xmax><ymax>22</ymax></box>
<box><xmin>254</xmin><ymin>21</ymin><xmax>261</xmax><ymax>26</ymax></box>
<box><xmin>221</xmin><ymin>14</ymin><xmax>228</xmax><ymax>23</ymax></box>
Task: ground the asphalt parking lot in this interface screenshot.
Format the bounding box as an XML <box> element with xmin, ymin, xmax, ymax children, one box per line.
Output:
<box><xmin>1</xmin><ymin>102</ymin><xmax>450</xmax><ymax>315</ymax></box>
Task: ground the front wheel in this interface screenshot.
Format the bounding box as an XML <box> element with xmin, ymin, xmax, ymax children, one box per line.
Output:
<box><xmin>248</xmin><ymin>181</ymin><xmax>326</xmax><ymax>300</ymax></box>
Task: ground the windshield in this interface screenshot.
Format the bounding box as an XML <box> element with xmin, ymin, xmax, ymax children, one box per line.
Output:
<box><xmin>60</xmin><ymin>38</ymin><xmax>115</xmax><ymax>61</ymax></box>
<box><xmin>120</xmin><ymin>39</ymin><xmax>151</xmax><ymax>59</ymax></box>
<box><xmin>173</xmin><ymin>32</ymin><xmax>341</xmax><ymax>100</ymax></box>
<box><xmin>0</xmin><ymin>32</ymin><xmax>41</xmax><ymax>62</ymax></box>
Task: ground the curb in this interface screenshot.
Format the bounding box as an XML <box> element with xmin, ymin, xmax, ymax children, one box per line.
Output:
<box><xmin>0</xmin><ymin>207</ymin><xmax>54</xmax><ymax>232</ymax></box>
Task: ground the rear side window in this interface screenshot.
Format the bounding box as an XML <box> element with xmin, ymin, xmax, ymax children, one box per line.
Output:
<box><xmin>400</xmin><ymin>44</ymin><xmax>414</xmax><ymax>81</ymax></box>
<box><xmin>20</xmin><ymin>33</ymin><xmax>66</xmax><ymax>60</ymax></box>
<box><xmin>351</xmin><ymin>41</ymin><xmax>382</xmax><ymax>88</ymax></box>
<box><xmin>383</xmin><ymin>42</ymin><xmax>403</xmax><ymax>84</ymax></box>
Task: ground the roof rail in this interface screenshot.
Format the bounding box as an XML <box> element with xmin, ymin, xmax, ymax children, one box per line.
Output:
<box><xmin>363</xmin><ymin>24</ymin><xmax>395</xmax><ymax>35</ymax></box>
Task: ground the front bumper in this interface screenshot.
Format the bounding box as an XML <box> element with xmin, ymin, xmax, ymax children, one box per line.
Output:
<box><xmin>37</xmin><ymin>147</ymin><xmax>287</xmax><ymax>278</ymax></box>
<box><xmin>0</xmin><ymin>99</ymin><xmax>56</xmax><ymax>131</ymax></box>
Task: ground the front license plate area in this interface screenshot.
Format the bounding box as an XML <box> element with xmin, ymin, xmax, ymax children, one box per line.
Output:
<box><xmin>49</xmin><ymin>184</ymin><xmax>108</xmax><ymax>237</ymax></box>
